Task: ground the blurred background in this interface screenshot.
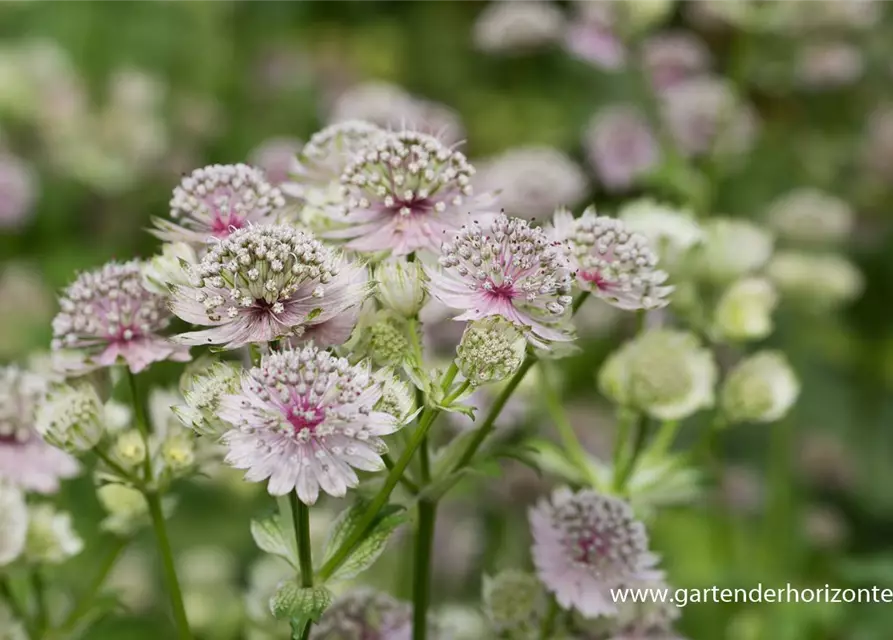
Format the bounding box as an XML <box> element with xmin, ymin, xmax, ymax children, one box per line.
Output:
<box><xmin>2</xmin><ymin>1</ymin><xmax>893</xmax><ymax>639</ymax></box>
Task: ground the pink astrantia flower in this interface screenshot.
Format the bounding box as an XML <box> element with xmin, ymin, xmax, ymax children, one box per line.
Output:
<box><xmin>642</xmin><ymin>31</ymin><xmax>711</xmax><ymax>91</ymax></box>
<box><xmin>530</xmin><ymin>488</ymin><xmax>660</xmax><ymax>618</ymax></box>
<box><xmin>0</xmin><ymin>367</ymin><xmax>78</xmax><ymax>494</ymax></box>
<box><xmin>0</xmin><ymin>151</ymin><xmax>38</xmax><ymax>230</ymax></box>
<box><xmin>327</xmin><ymin>130</ymin><xmax>495</xmax><ymax>256</ymax></box>
<box><xmin>218</xmin><ymin>345</ymin><xmax>398</xmax><ymax>504</ymax></box>
<box><xmin>248</xmin><ymin>137</ymin><xmax>303</xmax><ymax>185</ymax></box>
<box><xmin>311</xmin><ymin>589</ymin><xmax>417</xmax><ymax>640</ymax></box>
<box><xmin>51</xmin><ymin>261</ymin><xmax>190</xmax><ymax>375</ymax></box>
<box><xmin>170</xmin><ymin>224</ymin><xmax>370</xmax><ymax>349</ymax></box>
<box><xmin>550</xmin><ymin>208</ymin><xmax>671</xmax><ymax>311</ymax></box>
<box><xmin>584</xmin><ymin>105</ymin><xmax>660</xmax><ymax>192</ymax></box>
<box><xmin>425</xmin><ymin>213</ymin><xmax>574</xmax><ymax>347</ymax></box>
<box><xmin>565</xmin><ymin>2</ymin><xmax>625</xmax><ymax>70</ymax></box>
<box><xmin>151</xmin><ymin>164</ymin><xmax>286</xmax><ymax>245</ymax></box>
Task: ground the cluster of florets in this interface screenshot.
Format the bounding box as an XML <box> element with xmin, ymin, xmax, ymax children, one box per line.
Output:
<box><xmin>552</xmin><ymin>208</ymin><xmax>672</xmax><ymax>310</ymax></box>
<box><xmin>291</xmin><ymin>120</ymin><xmax>385</xmax><ymax>188</ymax></box>
<box><xmin>171</xmin><ymin>225</ymin><xmax>367</xmax><ymax>349</ymax></box>
<box><xmin>35</xmin><ymin>382</ymin><xmax>104</xmax><ymax>452</ymax></box>
<box><xmin>721</xmin><ymin>351</ymin><xmax>800</xmax><ymax>424</ymax></box>
<box><xmin>51</xmin><ymin>260</ymin><xmax>187</xmax><ymax>374</ymax></box>
<box><xmin>173</xmin><ymin>362</ymin><xmax>242</xmax><ymax>437</ymax></box>
<box><xmin>427</xmin><ymin>213</ymin><xmax>574</xmax><ymax>347</ymax></box>
<box><xmin>153</xmin><ymin>163</ymin><xmax>286</xmax><ymax>245</ymax></box>
<box><xmin>310</xmin><ymin>589</ymin><xmax>417</xmax><ymax>640</ymax></box>
<box><xmin>457</xmin><ymin>317</ymin><xmax>527</xmax><ymax>385</ymax></box>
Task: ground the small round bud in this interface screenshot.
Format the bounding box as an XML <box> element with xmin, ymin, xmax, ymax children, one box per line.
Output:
<box><xmin>35</xmin><ymin>382</ymin><xmax>104</xmax><ymax>453</ymax></box>
<box><xmin>98</xmin><ymin>483</ymin><xmax>148</xmax><ymax>536</ymax></box>
<box><xmin>173</xmin><ymin>362</ymin><xmax>241</xmax><ymax>437</ymax></box>
<box><xmin>721</xmin><ymin>351</ymin><xmax>800</xmax><ymax>424</ymax></box>
<box><xmin>599</xmin><ymin>329</ymin><xmax>716</xmax><ymax>421</ymax></box>
<box><xmin>24</xmin><ymin>504</ymin><xmax>83</xmax><ymax>564</ymax></box>
<box><xmin>695</xmin><ymin>218</ymin><xmax>773</xmax><ymax>283</ymax></box>
<box><xmin>482</xmin><ymin>570</ymin><xmax>545</xmax><ymax>636</ymax></box>
<box><xmin>161</xmin><ymin>433</ymin><xmax>196</xmax><ymax>474</ymax></box>
<box><xmin>457</xmin><ymin>318</ymin><xmax>527</xmax><ymax>386</ymax></box>
<box><xmin>113</xmin><ymin>430</ymin><xmax>147</xmax><ymax>467</ymax></box>
<box><xmin>713</xmin><ymin>277</ymin><xmax>778</xmax><ymax>342</ymax></box>
<box><xmin>373</xmin><ymin>259</ymin><xmax>426</xmax><ymax>317</ymax></box>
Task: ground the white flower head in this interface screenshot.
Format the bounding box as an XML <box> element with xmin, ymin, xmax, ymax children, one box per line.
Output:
<box><xmin>457</xmin><ymin>317</ymin><xmax>527</xmax><ymax>386</ymax></box>
<box><xmin>35</xmin><ymin>381</ymin><xmax>104</xmax><ymax>453</ymax></box>
<box><xmin>97</xmin><ymin>483</ymin><xmax>148</xmax><ymax>536</ymax></box>
<box><xmin>766</xmin><ymin>251</ymin><xmax>863</xmax><ymax>310</ymax></box>
<box><xmin>617</xmin><ymin>199</ymin><xmax>703</xmax><ymax>267</ymax></box>
<box><xmin>482</xmin><ymin>570</ymin><xmax>546</xmax><ymax>636</ymax></box>
<box><xmin>599</xmin><ymin>329</ymin><xmax>717</xmax><ymax>421</ymax></box>
<box><xmin>713</xmin><ymin>277</ymin><xmax>778</xmax><ymax>342</ymax></box>
<box><xmin>311</xmin><ymin>588</ymin><xmax>419</xmax><ymax>640</ymax></box>
<box><xmin>722</xmin><ymin>351</ymin><xmax>800</xmax><ymax>424</ymax></box>
<box><xmin>473</xmin><ymin>0</ymin><xmax>565</xmax><ymax>54</ymax></box>
<box><xmin>695</xmin><ymin>218</ymin><xmax>773</xmax><ymax>283</ymax></box>
<box><xmin>765</xmin><ymin>188</ymin><xmax>854</xmax><ymax>246</ymax></box>
<box><xmin>372</xmin><ymin>368</ymin><xmax>416</xmax><ymax>424</ymax></box>
<box><xmin>173</xmin><ymin>361</ymin><xmax>242</xmax><ymax>437</ymax></box>
<box><xmin>373</xmin><ymin>258</ymin><xmax>427</xmax><ymax>317</ymax></box>
<box><xmin>24</xmin><ymin>503</ymin><xmax>83</xmax><ymax>564</ymax></box>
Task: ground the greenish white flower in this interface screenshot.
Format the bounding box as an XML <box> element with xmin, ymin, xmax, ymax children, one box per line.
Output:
<box><xmin>173</xmin><ymin>361</ymin><xmax>241</xmax><ymax>437</ymax></box>
<box><xmin>24</xmin><ymin>503</ymin><xmax>83</xmax><ymax>564</ymax></box>
<box><xmin>346</xmin><ymin>308</ymin><xmax>414</xmax><ymax>367</ymax></box>
<box><xmin>482</xmin><ymin>570</ymin><xmax>546</xmax><ymax>637</ymax></box>
<box><xmin>721</xmin><ymin>351</ymin><xmax>799</xmax><ymax>424</ymax></box>
<box><xmin>599</xmin><ymin>329</ymin><xmax>717</xmax><ymax>421</ymax></box>
<box><xmin>141</xmin><ymin>241</ymin><xmax>197</xmax><ymax>295</ymax></box>
<box><xmin>0</xmin><ymin>482</ymin><xmax>26</xmax><ymax>565</ymax></box>
<box><xmin>713</xmin><ymin>277</ymin><xmax>778</xmax><ymax>342</ymax></box>
<box><xmin>161</xmin><ymin>431</ymin><xmax>196</xmax><ymax>473</ymax></box>
<box><xmin>35</xmin><ymin>381</ymin><xmax>104</xmax><ymax>452</ymax></box>
<box><xmin>765</xmin><ymin>188</ymin><xmax>853</xmax><ymax>246</ymax></box>
<box><xmin>113</xmin><ymin>429</ymin><xmax>147</xmax><ymax>467</ymax></box>
<box><xmin>373</xmin><ymin>368</ymin><xmax>415</xmax><ymax>424</ymax></box>
<box><xmin>373</xmin><ymin>259</ymin><xmax>427</xmax><ymax>317</ymax></box>
<box><xmin>695</xmin><ymin>218</ymin><xmax>773</xmax><ymax>283</ymax></box>
<box><xmin>766</xmin><ymin>251</ymin><xmax>863</xmax><ymax>309</ymax></box>
<box><xmin>98</xmin><ymin>483</ymin><xmax>148</xmax><ymax>536</ymax></box>
<box><xmin>457</xmin><ymin>317</ymin><xmax>527</xmax><ymax>386</ymax></box>
<box><xmin>617</xmin><ymin>198</ymin><xmax>703</xmax><ymax>267</ymax></box>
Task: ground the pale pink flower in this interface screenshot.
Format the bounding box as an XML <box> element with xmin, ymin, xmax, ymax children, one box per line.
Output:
<box><xmin>425</xmin><ymin>213</ymin><xmax>574</xmax><ymax>347</ymax></box>
<box><xmin>0</xmin><ymin>367</ymin><xmax>78</xmax><ymax>494</ymax></box>
<box><xmin>51</xmin><ymin>261</ymin><xmax>190</xmax><ymax>375</ymax></box>
<box><xmin>0</xmin><ymin>151</ymin><xmax>37</xmax><ymax>230</ymax></box>
<box><xmin>248</xmin><ymin>137</ymin><xmax>303</xmax><ymax>185</ymax></box>
<box><xmin>796</xmin><ymin>42</ymin><xmax>864</xmax><ymax>90</ymax></box>
<box><xmin>530</xmin><ymin>488</ymin><xmax>660</xmax><ymax>618</ymax></box>
<box><xmin>327</xmin><ymin>131</ymin><xmax>494</xmax><ymax>256</ymax></box>
<box><xmin>170</xmin><ymin>225</ymin><xmax>370</xmax><ymax>350</ymax></box>
<box><xmin>584</xmin><ymin>106</ymin><xmax>660</xmax><ymax>192</ymax></box>
<box><xmin>152</xmin><ymin>164</ymin><xmax>286</xmax><ymax>245</ymax></box>
<box><xmin>218</xmin><ymin>345</ymin><xmax>398</xmax><ymax>504</ymax></box>
<box><xmin>550</xmin><ymin>208</ymin><xmax>671</xmax><ymax>310</ymax></box>
<box><xmin>311</xmin><ymin>589</ymin><xmax>417</xmax><ymax>640</ymax></box>
<box><xmin>565</xmin><ymin>2</ymin><xmax>625</xmax><ymax>70</ymax></box>
<box><xmin>642</xmin><ymin>32</ymin><xmax>711</xmax><ymax>90</ymax></box>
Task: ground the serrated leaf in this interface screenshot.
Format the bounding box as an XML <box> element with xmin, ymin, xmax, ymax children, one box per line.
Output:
<box><xmin>270</xmin><ymin>581</ymin><xmax>332</xmax><ymax>623</ymax></box>
<box><xmin>251</xmin><ymin>514</ymin><xmax>296</xmax><ymax>567</ymax></box>
<box><xmin>330</xmin><ymin>509</ymin><xmax>408</xmax><ymax>582</ymax></box>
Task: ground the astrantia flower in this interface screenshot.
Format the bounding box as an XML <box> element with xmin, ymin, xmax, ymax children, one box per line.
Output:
<box><xmin>474</xmin><ymin>146</ymin><xmax>588</xmax><ymax>220</ymax></box>
<box><xmin>0</xmin><ymin>366</ymin><xmax>78</xmax><ymax>493</ymax></box>
<box><xmin>311</xmin><ymin>588</ymin><xmax>420</xmax><ymax>640</ymax></box>
<box><xmin>0</xmin><ymin>482</ymin><xmax>27</xmax><ymax>565</ymax></box>
<box><xmin>457</xmin><ymin>317</ymin><xmax>527</xmax><ymax>385</ymax></box>
<box><xmin>426</xmin><ymin>213</ymin><xmax>574</xmax><ymax>347</ymax></box>
<box><xmin>765</xmin><ymin>188</ymin><xmax>853</xmax><ymax>246</ymax></box>
<box><xmin>482</xmin><ymin>570</ymin><xmax>547</xmax><ymax>637</ymax></box>
<box><xmin>617</xmin><ymin>199</ymin><xmax>703</xmax><ymax>267</ymax></box>
<box><xmin>330</xmin><ymin>130</ymin><xmax>493</xmax><ymax>255</ymax></box>
<box><xmin>564</xmin><ymin>1</ymin><xmax>625</xmax><ymax>70</ymax></box>
<box><xmin>52</xmin><ymin>260</ymin><xmax>189</xmax><ymax>374</ymax></box>
<box><xmin>713</xmin><ymin>277</ymin><xmax>778</xmax><ymax>343</ymax></box>
<box><xmin>173</xmin><ymin>361</ymin><xmax>241</xmax><ymax>437</ymax></box>
<box><xmin>530</xmin><ymin>488</ymin><xmax>659</xmax><ymax>618</ymax></box>
<box><xmin>766</xmin><ymin>251</ymin><xmax>863</xmax><ymax>310</ymax></box>
<box><xmin>796</xmin><ymin>42</ymin><xmax>863</xmax><ymax>90</ymax></box>
<box><xmin>170</xmin><ymin>224</ymin><xmax>370</xmax><ymax>349</ymax></box>
<box><xmin>721</xmin><ymin>351</ymin><xmax>799</xmax><ymax>424</ymax></box>
<box><xmin>694</xmin><ymin>218</ymin><xmax>773</xmax><ymax>284</ymax></box>
<box><xmin>23</xmin><ymin>503</ymin><xmax>83</xmax><ymax>564</ymax></box>
<box><xmin>373</xmin><ymin>258</ymin><xmax>427</xmax><ymax>317</ymax></box>
<box><xmin>35</xmin><ymin>381</ymin><xmax>104</xmax><ymax>453</ymax></box>
<box><xmin>599</xmin><ymin>329</ymin><xmax>716</xmax><ymax>421</ymax></box>
<box><xmin>152</xmin><ymin>164</ymin><xmax>286</xmax><ymax>245</ymax></box>
<box><xmin>217</xmin><ymin>345</ymin><xmax>399</xmax><ymax>504</ymax></box>
<box><xmin>551</xmin><ymin>207</ymin><xmax>672</xmax><ymax>311</ymax></box>
<box><xmin>642</xmin><ymin>31</ymin><xmax>711</xmax><ymax>90</ymax></box>
<box><xmin>473</xmin><ymin>0</ymin><xmax>565</xmax><ymax>55</ymax></box>
<box><xmin>584</xmin><ymin>106</ymin><xmax>660</xmax><ymax>192</ymax></box>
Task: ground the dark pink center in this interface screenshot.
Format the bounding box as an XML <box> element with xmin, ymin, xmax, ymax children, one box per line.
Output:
<box><xmin>580</xmin><ymin>270</ymin><xmax>610</xmax><ymax>290</ymax></box>
<box><xmin>484</xmin><ymin>280</ymin><xmax>517</xmax><ymax>299</ymax></box>
<box><xmin>210</xmin><ymin>214</ymin><xmax>244</xmax><ymax>237</ymax></box>
<box><xmin>575</xmin><ymin>534</ymin><xmax>609</xmax><ymax>562</ymax></box>
<box><xmin>286</xmin><ymin>404</ymin><xmax>326</xmax><ymax>435</ymax></box>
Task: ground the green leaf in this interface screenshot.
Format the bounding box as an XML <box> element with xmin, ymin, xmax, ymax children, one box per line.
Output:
<box><xmin>251</xmin><ymin>514</ymin><xmax>296</xmax><ymax>567</ymax></box>
<box><xmin>329</xmin><ymin>508</ymin><xmax>408</xmax><ymax>582</ymax></box>
<box><xmin>522</xmin><ymin>438</ymin><xmax>586</xmax><ymax>484</ymax></box>
<box><xmin>270</xmin><ymin>581</ymin><xmax>333</xmax><ymax>625</ymax></box>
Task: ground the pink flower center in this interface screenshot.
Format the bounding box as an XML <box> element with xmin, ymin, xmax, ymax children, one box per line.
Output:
<box><xmin>210</xmin><ymin>213</ymin><xmax>244</xmax><ymax>237</ymax></box>
<box><xmin>580</xmin><ymin>270</ymin><xmax>609</xmax><ymax>290</ymax></box>
<box><xmin>286</xmin><ymin>403</ymin><xmax>326</xmax><ymax>435</ymax></box>
<box><xmin>390</xmin><ymin>197</ymin><xmax>433</xmax><ymax>217</ymax></box>
<box><xmin>575</xmin><ymin>534</ymin><xmax>610</xmax><ymax>562</ymax></box>
<box><xmin>483</xmin><ymin>279</ymin><xmax>517</xmax><ymax>300</ymax></box>
<box><xmin>111</xmin><ymin>325</ymin><xmax>142</xmax><ymax>343</ymax></box>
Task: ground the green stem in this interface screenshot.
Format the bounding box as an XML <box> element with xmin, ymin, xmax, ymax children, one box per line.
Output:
<box><xmin>249</xmin><ymin>343</ymin><xmax>262</xmax><ymax>366</ymax></box>
<box><xmin>451</xmin><ymin>357</ymin><xmax>536</xmax><ymax>472</ymax></box>
<box><xmin>412</xmin><ymin>500</ymin><xmax>436</xmax><ymax>640</ymax></box>
<box><xmin>290</xmin><ymin>493</ymin><xmax>315</xmax><ymax>639</ymax></box>
<box><xmin>614</xmin><ymin>415</ymin><xmax>649</xmax><ymax>494</ymax></box>
<box><xmin>145</xmin><ymin>491</ymin><xmax>192</xmax><ymax>640</ymax></box>
<box><xmin>31</xmin><ymin>571</ymin><xmax>47</xmax><ymax>636</ymax></box>
<box><xmin>539</xmin><ymin>596</ymin><xmax>559</xmax><ymax>639</ymax></box>
<box><xmin>648</xmin><ymin>420</ymin><xmax>681</xmax><ymax>458</ymax></box>
<box><xmin>611</xmin><ymin>411</ymin><xmax>634</xmax><ymax>490</ymax></box>
<box><xmin>55</xmin><ymin>536</ymin><xmax>129</xmax><ymax>635</ymax></box>
<box><xmin>0</xmin><ymin>575</ymin><xmax>26</xmax><ymax>627</ymax></box>
<box><xmin>383</xmin><ymin>453</ymin><xmax>420</xmax><ymax>494</ymax></box>
<box><xmin>93</xmin><ymin>447</ymin><xmax>138</xmax><ymax>484</ymax></box>
<box><xmin>126</xmin><ymin>370</ymin><xmax>154</xmax><ymax>484</ymax></box>
<box><xmin>571</xmin><ymin>291</ymin><xmax>590</xmax><ymax>314</ymax></box>
<box><xmin>541</xmin><ymin>363</ymin><xmax>598</xmax><ymax>486</ymax></box>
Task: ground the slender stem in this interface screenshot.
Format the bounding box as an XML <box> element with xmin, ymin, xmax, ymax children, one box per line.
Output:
<box><xmin>145</xmin><ymin>491</ymin><xmax>192</xmax><ymax>639</ymax></box>
<box><xmin>541</xmin><ymin>362</ymin><xmax>598</xmax><ymax>486</ymax></box>
<box><xmin>249</xmin><ymin>343</ymin><xmax>262</xmax><ymax>366</ymax></box>
<box><xmin>93</xmin><ymin>447</ymin><xmax>137</xmax><ymax>484</ymax></box>
<box><xmin>611</xmin><ymin>411</ymin><xmax>633</xmax><ymax>490</ymax></box>
<box><xmin>31</xmin><ymin>570</ymin><xmax>48</xmax><ymax>636</ymax></box>
<box><xmin>451</xmin><ymin>357</ymin><xmax>535</xmax><ymax>472</ymax></box>
<box><xmin>383</xmin><ymin>453</ymin><xmax>420</xmax><ymax>494</ymax></box>
<box><xmin>614</xmin><ymin>415</ymin><xmax>647</xmax><ymax>494</ymax></box>
<box><xmin>126</xmin><ymin>370</ymin><xmax>154</xmax><ymax>484</ymax></box>
<box><xmin>0</xmin><ymin>575</ymin><xmax>26</xmax><ymax>627</ymax></box>
<box><xmin>290</xmin><ymin>494</ymin><xmax>314</xmax><ymax>588</ymax></box>
<box><xmin>571</xmin><ymin>291</ymin><xmax>590</xmax><ymax>314</ymax></box>
<box><xmin>56</xmin><ymin>536</ymin><xmax>129</xmax><ymax>634</ymax></box>
<box><xmin>412</xmin><ymin>500</ymin><xmax>436</xmax><ymax>640</ymax></box>
<box><xmin>648</xmin><ymin>420</ymin><xmax>681</xmax><ymax>458</ymax></box>
<box><xmin>407</xmin><ymin>317</ymin><xmax>425</xmax><ymax>370</ymax></box>
<box><xmin>539</xmin><ymin>596</ymin><xmax>559</xmax><ymax>639</ymax></box>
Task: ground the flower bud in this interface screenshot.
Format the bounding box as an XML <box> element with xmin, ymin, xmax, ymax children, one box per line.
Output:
<box><xmin>721</xmin><ymin>351</ymin><xmax>799</xmax><ymax>424</ymax></box>
<box><xmin>0</xmin><ymin>483</ymin><xmax>27</xmax><ymax>566</ymax></box>
<box><xmin>347</xmin><ymin>310</ymin><xmax>413</xmax><ymax>367</ymax></box>
<box><xmin>695</xmin><ymin>218</ymin><xmax>773</xmax><ymax>283</ymax></box>
<box><xmin>113</xmin><ymin>430</ymin><xmax>147</xmax><ymax>467</ymax></box>
<box><xmin>482</xmin><ymin>570</ymin><xmax>545</xmax><ymax>636</ymax></box>
<box><xmin>35</xmin><ymin>382</ymin><xmax>104</xmax><ymax>452</ymax></box>
<box><xmin>98</xmin><ymin>483</ymin><xmax>148</xmax><ymax>536</ymax></box>
<box><xmin>457</xmin><ymin>317</ymin><xmax>527</xmax><ymax>386</ymax></box>
<box><xmin>713</xmin><ymin>277</ymin><xmax>778</xmax><ymax>342</ymax></box>
<box><xmin>24</xmin><ymin>504</ymin><xmax>83</xmax><ymax>564</ymax></box>
<box><xmin>374</xmin><ymin>259</ymin><xmax>426</xmax><ymax>317</ymax></box>
<box><xmin>141</xmin><ymin>242</ymin><xmax>197</xmax><ymax>295</ymax></box>
<box><xmin>767</xmin><ymin>251</ymin><xmax>863</xmax><ymax>310</ymax></box>
<box><xmin>173</xmin><ymin>362</ymin><xmax>240</xmax><ymax>437</ymax></box>
<box><xmin>161</xmin><ymin>432</ymin><xmax>196</xmax><ymax>474</ymax></box>
<box><xmin>599</xmin><ymin>329</ymin><xmax>716</xmax><ymax>421</ymax></box>
<box><xmin>373</xmin><ymin>368</ymin><xmax>416</xmax><ymax>423</ymax></box>
<box><xmin>618</xmin><ymin>199</ymin><xmax>703</xmax><ymax>268</ymax></box>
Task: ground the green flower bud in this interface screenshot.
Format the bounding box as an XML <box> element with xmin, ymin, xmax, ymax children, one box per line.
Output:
<box><xmin>373</xmin><ymin>368</ymin><xmax>415</xmax><ymax>423</ymax></box>
<box><xmin>767</xmin><ymin>251</ymin><xmax>863</xmax><ymax>310</ymax></box>
<box><xmin>373</xmin><ymin>259</ymin><xmax>426</xmax><ymax>317</ymax></box>
<box><xmin>35</xmin><ymin>382</ymin><xmax>104</xmax><ymax>453</ymax></box>
<box><xmin>141</xmin><ymin>242</ymin><xmax>197</xmax><ymax>295</ymax></box>
<box><xmin>113</xmin><ymin>429</ymin><xmax>147</xmax><ymax>467</ymax></box>
<box><xmin>98</xmin><ymin>484</ymin><xmax>148</xmax><ymax>536</ymax></box>
<box><xmin>482</xmin><ymin>570</ymin><xmax>545</xmax><ymax>636</ymax></box>
<box><xmin>713</xmin><ymin>277</ymin><xmax>778</xmax><ymax>342</ymax></box>
<box><xmin>24</xmin><ymin>504</ymin><xmax>83</xmax><ymax>564</ymax></box>
<box><xmin>347</xmin><ymin>310</ymin><xmax>414</xmax><ymax>367</ymax></box>
<box><xmin>721</xmin><ymin>351</ymin><xmax>799</xmax><ymax>424</ymax></box>
<box><xmin>457</xmin><ymin>317</ymin><xmax>526</xmax><ymax>385</ymax></box>
<box><xmin>695</xmin><ymin>218</ymin><xmax>773</xmax><ymax>283</ymax></box>
<box><xmin>599</xmin><ymin>329</ymin><xmax>717</xmax><ymax>421</ymax></box>
<box><xmin>173</xmin><ymin>361</ymin><xmax>241</xmax><ymax>437</ymax></box>
<box><xmin>161</xmin><ymin>432</ymin><xmax>196</xmax><ymax>473</ymax></box>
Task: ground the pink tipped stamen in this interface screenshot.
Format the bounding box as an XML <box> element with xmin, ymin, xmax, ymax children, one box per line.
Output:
<box><xmin>580</xmin><ymin>270</ymin><xmax>610</xmax><ymax>290</ymax></box>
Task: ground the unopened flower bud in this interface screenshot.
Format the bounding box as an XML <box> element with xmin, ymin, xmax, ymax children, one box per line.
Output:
<box><xmin>35</xmin><ymin>382</ymin><xmax>104</xmax><ymax>452</ymax></box>
<box><xmin>173</xmin><ymin>362</ymin><xmax>240</xmax><ymax>437</ymax></box>
<box><xmin>113</xmin><ymin>430</ymin><xmax>147</xmax><ymax>467</ymax></box>
<box><xmin>457</xmin><ymin>318</ymin><xmax>527</xmax><ymax>386</ymax></box>
<box><xmin>765</xmin><ymin>188</ymin><xmax>853</xmax><ymax>246</ymax></box>
<box><xmin>141</xmin><ymin>242</ymin><xmax>197</xmax><ymax>295</ymax></box>
<box><xmin>161</xmin><ymin>432</ymin><xmax>196</xmax><ymax>473</ymax></box>
<box><xmin>373</xmin><ymin>369</ymin><xmax>415</xmax><ymax>423</ymax></box>
<box><xmin>482</xmin><ymin>570</ymin><xmax>545</xmax><ymax>636</ymax></box>
<box><xmin>24</xmin><ymin>504</ymin><xmax>83</xmax><ymax>564</ymax></box>
<box><xmin>767</xmin><ymin>251</ymin><xmax>863</xmax><ymax>310</ymax></box>
<box><xmin>713</xmin><ymin>277</ymin><xmax>778</xmax><ymax>342</ymax></box>
<box><xmin>721</xmin><ymin>351</ymin><xmax>799</xmax><ymax>424</ymax></box>
<box><xmin>695</xmin><ymin>218</ymin><xmax>773</xmax><ymax>283</ymax></box>
<box><xmin>98</xmin><ymin>483</ymin><xmax>148</xmax><ymax>536</ymax></box>
<box><xmin>374</xmin><ymin>259</ymin><xmax>426</xmax><ymax>317</ymax></box>
<box><xmin>599</xmin><ymin>329</ymin><xmax>716</xmax><ymax>421</ymax></box>
<box><xmin>349</xmin><ymin>310</ymin><xmax>413</xmax><ymax>367</ymax></box>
